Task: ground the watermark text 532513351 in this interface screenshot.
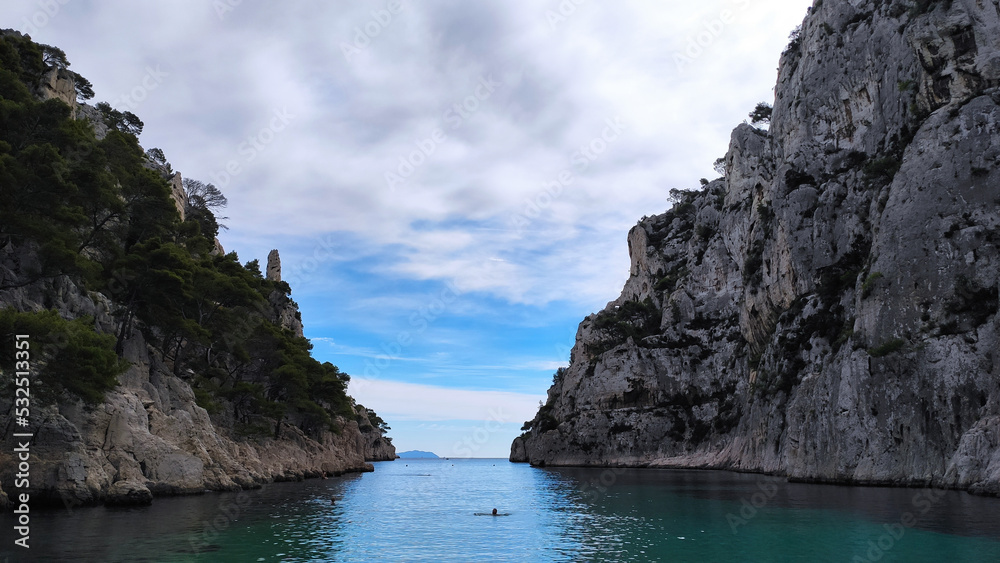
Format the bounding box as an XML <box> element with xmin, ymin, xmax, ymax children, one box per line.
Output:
<box><xmin>12</xmin><ymin>333</ymin><xmax>34</xmax><ymax>549</ymax></box>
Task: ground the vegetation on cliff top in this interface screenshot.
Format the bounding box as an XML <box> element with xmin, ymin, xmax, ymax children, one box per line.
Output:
<box><xmin>0</xmin><ymin>32</ymin><xmax>382</xmax><ymax>439</ymax></box>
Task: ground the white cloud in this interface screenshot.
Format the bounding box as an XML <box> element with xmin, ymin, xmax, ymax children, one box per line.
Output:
<box><xmin>1</xmin><ymin>0</ymin><xmax>813</xmax><ymax>309</ymax></box>
<box><xmin>521</xmin><ymin>360</ymin><xmax>569</xmax><ymax>372</ymax></box>
<box><xmin>348</xmin><ymin>377</ymin><xmax>543</xmax><ymax>423</ymax></box>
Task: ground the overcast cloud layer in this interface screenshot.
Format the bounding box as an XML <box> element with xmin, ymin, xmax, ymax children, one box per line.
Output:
<box><xmin>4</xmin><ymin>0</ymin><xmax>812</xmax><ymax>456</ymax></box>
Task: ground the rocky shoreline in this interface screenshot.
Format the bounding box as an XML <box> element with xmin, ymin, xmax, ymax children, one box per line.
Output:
<box><xmin>0</xmin><ymin>304</ymin><xmax>395</xmax><ymax>508</ymax></box>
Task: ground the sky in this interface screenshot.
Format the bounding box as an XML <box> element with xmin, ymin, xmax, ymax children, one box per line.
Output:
<box><xmin>3</xmin><ymin>0</ymin><xmax>813</xmax><ymax>458</ymax></box>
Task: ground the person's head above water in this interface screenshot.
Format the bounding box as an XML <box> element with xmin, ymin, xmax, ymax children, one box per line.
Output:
<box><xmin>492</xmin><ymin>508</ymin><xmax>498</xmax><ymax>515</ymax></box>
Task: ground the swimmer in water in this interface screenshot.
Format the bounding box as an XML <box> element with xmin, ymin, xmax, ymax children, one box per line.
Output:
<box><xmin>492</xmin><ymin>508</ymin><xmax>498</xmax><ymax>516</ymax></box>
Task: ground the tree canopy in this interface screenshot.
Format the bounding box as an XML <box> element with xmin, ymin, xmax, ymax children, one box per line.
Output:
<box><xmin>749</xmin><ymin>102</ymin><xmax>773</xmax><ymax>126</ymax></box>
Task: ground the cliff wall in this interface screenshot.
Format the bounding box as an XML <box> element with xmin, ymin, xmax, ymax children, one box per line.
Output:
<box><xmin>513</xmin><ymin>0</ymin><xmax>1000</xmax><ymax>495</ymax></box>
<box><xmin>0</xmin><ymin>32</ymin><xmax>393</xmax><ymax>509</ymax></box>
<box><xmin>1</xmin><ymin>262</ymin><xmax>393</xmax><ymax>508</ymax></box>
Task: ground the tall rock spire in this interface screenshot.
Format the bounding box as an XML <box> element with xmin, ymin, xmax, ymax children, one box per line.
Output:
<box><xmin>267</xmin><ymin>249</ymin><xmax>281</xmax><ymax>282</ymax></box>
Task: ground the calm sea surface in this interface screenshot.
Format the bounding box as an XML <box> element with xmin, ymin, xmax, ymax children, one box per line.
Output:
<box><xmin>4</xmin><ymin>458</ymin><xmax>1000</xmax><ymax>562</ymax></box>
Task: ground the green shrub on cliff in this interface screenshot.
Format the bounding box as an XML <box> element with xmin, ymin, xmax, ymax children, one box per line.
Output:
<box><xmin>749</xmin><ymin>102</ymin><xmax>772</xmax><ymax>125</ymax></box>
<box><xmin>863</xmin><ymin>156</ymin><xmax>901</xmax><ymax>187</ymax></box>
<box><xmin>868</xmin><ymin>338</ymin><xmax>906</xmax><ymax>358</ymax></box>
<box><xmin>0</xmin><ymin>309</ymin><xmax>128</xmax><ymax>404</ymax></box>
<box><xmin>587</xmin><ymin>298</ymin><xmax>661</xmax><ymax>356</ymax></box>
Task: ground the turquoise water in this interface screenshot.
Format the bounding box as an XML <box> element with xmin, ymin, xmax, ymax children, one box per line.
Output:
<box><xmin>4</xmin><ymin>459</ymin><xmax>1000</xmax><ymax>562</ymax></box>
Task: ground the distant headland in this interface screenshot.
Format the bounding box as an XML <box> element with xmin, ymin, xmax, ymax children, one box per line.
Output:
<box><xmin>397</xmin><ymin>450</ymin><xmax>440</xmax><ymax>459</ymax></box>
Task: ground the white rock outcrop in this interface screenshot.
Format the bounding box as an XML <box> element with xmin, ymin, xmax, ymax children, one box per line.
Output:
<box><xmin>267</xmin><ymin>249</ymin><xmax>281</xmax><ymax>282</ymax></box>
<box><xmin>37</xmin><ymin>67</ymin><xmax>77</xmax><ymax>119</ymax></box>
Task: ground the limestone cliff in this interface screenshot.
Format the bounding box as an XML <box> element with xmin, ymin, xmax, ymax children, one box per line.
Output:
<box><xmin>1</xmin><ymin>260</ymin><xmax>393</xmax><ymax>508</ymax></box>
<box><xmin>512</xmin><ymin>0</ymin><xmax>1000</xmax><ymax>495</ymax></box>
<box><xmin>36</xmin><ymin>67</ymin><xmax>77</xmax><ymax>119</ymax></box>
<box><xmin>265</xmin><ymin>250</ymin><xmax>305</xmax><ymax>338</ymax></box>
<box><xmin>0</xmin><ymin>32</ymin><xmax>393</xmax><ymax>508</ymax></box>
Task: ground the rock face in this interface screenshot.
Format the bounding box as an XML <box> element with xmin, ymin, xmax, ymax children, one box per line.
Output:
<box><xmin>513</xmin><ymin>0</ymin><xmax>1000</xmax><ymax>495</ymax></box>
<box><xmin>267</xmin><ymin>249</ymin><xmax>281</xmax><ymax>282</ymax></box>
<box><xmin>265</xmin><ymin>250</ymin><xmax>305</xmax><ymax>337</ymax></box>
<box><xmin>0</xmin><ymin>270</ymin><xmax>391</xmax><ymax>508</ymax></box>
<box><xmin>356</xmin><ymin>406</ymin><xmax>398</xmax><ymax>462</ymax></box>
<box><xmin>105</xmin><ymin>480</ymin><xmax>154</xmax><ymax>507</ymax></box>
<box><xmin>169</xmin><ymin>172</ymin><xmax>186</xmax><ymax>222</ymax></box>
<box><xmin>77</xmin><ymin>102</ymin><xmax>110</xmax><ymax>140</ymax></box>
<box><xmin>37</xmin><ymin>67</ymin><xmax>77</xmax><ymax>119</ymax></box>
<box><xmin>269</xmin><ymin>290</ymin><xmax>305</xmax><ymax>339</ymax></box>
